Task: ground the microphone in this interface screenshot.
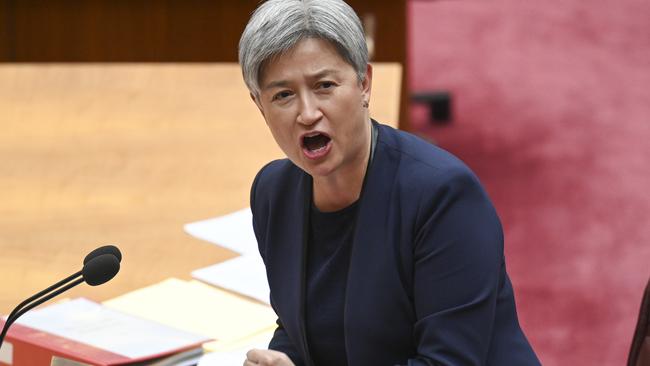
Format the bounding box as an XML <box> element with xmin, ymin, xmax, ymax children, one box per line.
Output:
<box><xmin>4</xmin><ymin>245</ymin><xmax>122</xmax><ymax>329</ymax></box>
<box><xmin>0</xmin><ymin>247</ymin><xmax>121</xmax><ymax>348</ymax></box>
<box><xmin>82</xmin><ymin>253</ymin><xmax>121</xmax><ymax>286</ymax></box>
<box><xmin>83</xmin><ymin>244</ymin><xmax>122</xmax><ymax>265</ymax></box>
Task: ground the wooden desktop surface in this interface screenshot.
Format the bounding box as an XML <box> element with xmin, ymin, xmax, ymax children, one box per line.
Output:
<box><xmin>0</xmin><ymin>63</ymin><xmax>401</xmax><ymax>313</ymax></box>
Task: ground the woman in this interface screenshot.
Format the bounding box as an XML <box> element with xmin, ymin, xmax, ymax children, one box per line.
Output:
<box><xmin>239</xmin><ymin>1</ymin><xmax>540</xmax><ymax>365</ymax></box>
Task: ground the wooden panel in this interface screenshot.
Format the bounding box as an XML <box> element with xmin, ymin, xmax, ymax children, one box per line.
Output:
<box><xmin>349</xmin><ymin>0</ymin><xmax>406</xmax><ymax>62</ymax></box>
<box><xmin>6</xmin><ymin>0</ymin><xmax>251</xmax><ymax>62</ymax></box>
<box><xmin>0</xmin><ymin>0</ymin><xmax>13</xmax><ymax>60</ymax></box>
<box><xmin>161</xmin><ymin>1</ymin><xmax>258</xmax><ymax>62</ymax></box>
<box><xmin>3</xmin><ymin>0</ymin><xmax>405</xmax><ymax>63</ymax></box>
<box><xmin>348</xmin><ymin>0</ymin><xmax>409</xmax><ymax>128</ymax></box>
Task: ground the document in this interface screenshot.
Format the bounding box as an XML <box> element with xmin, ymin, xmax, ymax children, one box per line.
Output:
<box><xmin>103</xmin><ymin>278</ymin><xmax>277</xmax><ymax>344</ymax></box>
<box><xmin>184</xmin><ymin>208</ymin><xmax>258</xmax><ymax>255</ymax></box>
<box><xmin>198</xmin><ymin>327</ymin><xmax>274</xmax><ymax>365</ymax></box>
<box><xmin>192</xmin><ymin>255</ymin><xmax>270</xmax><ymax>305</ymax></box>
<box><xmin>185</xmin><ymin>208</ymin><xmax>271</xmax><ymax>304</ymax></box>
<box><xmin>198</xmin><ymin>347</ymin><xmax>260</xmax><ymax>365</ymax></box>
<box><xmin>15</xmin><ymin>298</ymin><xmax>208</xmax><ymax>360</ymax></box>
<box><xmin>203</xmin><ymin>325</ymin><xmax>275</xmax><ymax>353</ymax></box>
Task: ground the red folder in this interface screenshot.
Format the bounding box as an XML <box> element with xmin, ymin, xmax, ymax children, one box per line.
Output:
<box><xmin>0</xmin><ymin>320</ymin><xmax>204</xmax><ymax>366</ymax></box>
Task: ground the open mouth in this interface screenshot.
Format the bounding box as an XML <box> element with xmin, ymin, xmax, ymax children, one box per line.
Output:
<box><xmin>303</xmin><ymin>133</ymin><xmax>331</xmax><ymax>152</ymax></box>
<box><xmin>302</xmin><ymin>132</ymin><xmax>332</xmax><ymax>159</ymax></box>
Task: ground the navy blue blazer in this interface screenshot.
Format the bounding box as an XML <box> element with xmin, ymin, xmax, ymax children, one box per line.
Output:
<box><xmin>250</xmin><ymin>122</ymin><xmax>540</xmax><ymax>366</ymax></box>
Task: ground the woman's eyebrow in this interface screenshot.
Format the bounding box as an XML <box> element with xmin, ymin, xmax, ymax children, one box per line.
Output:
<box><xmin>263</xmin><ymin>80</ymin><xmax>290</xmax><ymax>91</ymax></box>
<box><xmin>263</xmin><ymin>69</ymin><xmax>341</xmax><ymax>90</ymax></box>
<box><xmin>311</xmin><ymin>69</ymin><xmax>340</xmax><ymax>79</ymax></box>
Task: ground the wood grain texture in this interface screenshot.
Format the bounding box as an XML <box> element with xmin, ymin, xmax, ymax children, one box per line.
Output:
<box><xmin>0</xmin><ymin>0</ymin><xmax>13</xmax><ymax>60</ymax></box>
<box><xmin>0</xmin><ymin>63</ymin><xmax>400</xmax><ymax>313</ymax></box>
<box><xmin>1</xmin><ymin>0</ymin><xmax>405</xmax><ymax>63</ymax></box>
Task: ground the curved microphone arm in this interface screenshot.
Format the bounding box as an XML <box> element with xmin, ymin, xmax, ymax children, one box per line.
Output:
<box><xmin>0</xmin><ymin>247</ymin><xmax>121</xmax><ymax>350</ymax></box>
<box><xmin>0</xmin><ymin>277</ymin><xmax>85</xmax><ymax>347</ymax></box>
<box><xmin>0</xmin><ymin>276</ymin><xmax>84</xmax><ymax>347</ymax></box>
<box><xmin>4</xmin><ymin>270</ymin><xmax>83</xmax><ymax>329</ymax></box>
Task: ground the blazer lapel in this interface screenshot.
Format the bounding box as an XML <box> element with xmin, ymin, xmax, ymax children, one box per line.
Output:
<box><xmin>344</xmin><ymin>125</ymin><xmax>401</xmax><ymax>364</ymax></box>
<box><xmin>269</xmin><ymin>169</ymin><xmax>313</xmax><ymax>364</ymax></box>
<box><xmin>296</xmin><ymin>172</ymin><xmax>313</xmax><ymax>365</ymax></box>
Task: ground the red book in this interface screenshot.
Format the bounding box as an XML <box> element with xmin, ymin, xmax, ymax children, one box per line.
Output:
<box><xmin>0</xmin><ymin>299</ymin><xmax>210</xmax><ymax>366</ymax></box>
<box><xmin>2</xmin><ymin>321</ymin><xmax>130</xmax><ymax>365</ymax></box>
<box><xmin>1</xmin><ymin>321</ymin><xmax>205</xmax><ymax>366</ymax></box>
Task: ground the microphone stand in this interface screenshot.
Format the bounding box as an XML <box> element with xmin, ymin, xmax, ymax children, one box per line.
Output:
<box><xmin>0</xmin><ymin>277</ymin><xmax>86</xmax><ymax>347</ymax></box>
<box><xmin>0</xmin><ymin>249</ymin><xmax>120</xmax><ymax>350</ymax></box>
<box><xmin>4</xmin><ymin>270</ymin><xmax>83</xmax><ymax>328</ymax></box>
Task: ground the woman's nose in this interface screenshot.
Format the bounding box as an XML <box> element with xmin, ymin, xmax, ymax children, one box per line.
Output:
<box><xmin>297</xmin><ymin>94</ymin><xmax>323</xmax><ymax>126</ymax></box>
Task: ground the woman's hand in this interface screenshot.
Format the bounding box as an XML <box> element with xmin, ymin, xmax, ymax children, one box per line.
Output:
<box><xmin>244</xmin><ymin>349</ymin><xmax>295</xmax><ymax>366</ymax></box>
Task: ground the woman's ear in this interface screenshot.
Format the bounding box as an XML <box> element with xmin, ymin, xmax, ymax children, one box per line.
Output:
<box><xmin>361</xmin><ymin>63</ymin><xmax>373</xmax><ymax>102</ymax></box>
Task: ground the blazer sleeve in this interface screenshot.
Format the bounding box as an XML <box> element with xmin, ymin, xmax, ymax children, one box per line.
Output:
<box><xmin>250</xmin><ymin>165</ymin><xmax>305</xmax><ymax>365</ymax></box>
<box><xmin>267</xmin><ymin>302</ymin><xmax>305</xmax><ymax>365</ymax></box>
<box><xmin>405</xmin><ymin>168</ymin><xmax>504</xmax><ymax>366</ymax></box>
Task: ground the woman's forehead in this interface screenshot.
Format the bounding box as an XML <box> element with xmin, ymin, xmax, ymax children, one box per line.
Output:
<box><xmin>260</xmin><ymin>38</ymin><xmax>355</xmax><ymax>86</ymax></box>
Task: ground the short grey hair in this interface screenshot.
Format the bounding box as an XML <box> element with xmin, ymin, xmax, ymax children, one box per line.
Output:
<box><xmin>239</xmin><ymin>0</ymin><xmax>369</xmax><ymax>98</ymax></box>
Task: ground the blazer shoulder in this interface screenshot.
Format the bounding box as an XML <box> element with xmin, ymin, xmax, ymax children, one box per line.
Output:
<box><xmin>376</xmin><ymin>123</ymin><xmax>479</xmax><ymax>191</ymax></box>
<box><xmin>250</xmin><ymin>158</ymin><xmax>305</xmax><ymax>230</ymax></box>
<box><xmin>250</xmin><ymin>159</ymin><xmax>298</xmax><ymax>205</ymax></box>
<box><xmin>252</xmin><ymin>158</ymin><xmax>295</xmax><ymax>187</ymax></box>
<box><xmin>250</xmin><ymin>159</ymin><xmax>300</xmax><ymax>259</ymax></box>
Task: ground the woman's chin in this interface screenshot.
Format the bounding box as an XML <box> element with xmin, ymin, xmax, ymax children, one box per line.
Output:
<box><xmin>301</xmin><ymin>160</ymin><xmax>337</xmax><ymax>179</ymax></box>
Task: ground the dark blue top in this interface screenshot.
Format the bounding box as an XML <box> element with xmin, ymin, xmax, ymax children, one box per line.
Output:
<box><xmin>304</xmin><ymin>201</ymin><xmax>358</xmax><ymax>366</ymax></box>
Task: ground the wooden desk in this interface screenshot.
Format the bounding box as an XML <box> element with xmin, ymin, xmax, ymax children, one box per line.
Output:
<box><xmin>0</xmin><ymin>63</ymin><xmax>401</xmax><ymax>313</ymax></box>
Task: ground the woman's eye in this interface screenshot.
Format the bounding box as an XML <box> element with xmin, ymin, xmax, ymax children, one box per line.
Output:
<box><xmin>273</xmin><ymin>91</ymin><xmax>292</xmax><ymax>101</ymax></box>
<box><xmin>319</xmin><ymin>82</ymin><xmax>335</xmax><ymax>89</ymax></box>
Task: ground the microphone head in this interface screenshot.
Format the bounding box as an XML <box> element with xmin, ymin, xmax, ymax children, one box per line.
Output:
<box><xmin>83</xmin><ymin>245</ymin><xmax>122</xmax><ymax>265</ymax></box>
<box><xmin>82</xmin><ymin>253</ymin><xmax>120</xmax><ymax>286</ymax></box>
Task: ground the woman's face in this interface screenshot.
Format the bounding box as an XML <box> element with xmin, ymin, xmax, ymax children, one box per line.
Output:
<box><xmin>254</xmin><ymin>37</ymin><xmax>372</xmax><ymax>180</ymax></box>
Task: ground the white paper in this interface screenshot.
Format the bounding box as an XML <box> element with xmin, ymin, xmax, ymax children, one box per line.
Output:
<box><xmin>198</xmin><ymin>334</ymin><xmax>272</xmax><ymax>366</ymax></box>
<box><xmin>175</xmin><ymin>356</ymin><xmax>205</xmax><ymax>366</ymax></box>
<box><xmin>184</xmin><ymin>208</ymin><xmax>258</xmax><ymax>256</ymax></box>
<box><xmin>16</xmin><ymin>298</ymin><xmax>208</xmax><ymax>360</ymax></box>
<box><xmin>185</xmin><ymin>208</ymin><xmax>271</xmax><ymax>304</ymax></box>
<box><xmin>192</xmin><ymin>255</ymin><xmax>270</xmax><ymax>305</ymax></box>
<box><xmin>199</xmin><ymin>350</ymin><xmax>248</xmax><ymax>365</ymax></box>
<box><xmin>0</xmin><ymin>341</ymin><xmax>12</xmax><ymax>365</ymax></box>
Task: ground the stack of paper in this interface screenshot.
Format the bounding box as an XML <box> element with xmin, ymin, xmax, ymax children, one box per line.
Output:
<box><xmin>182</xmin><ymin>208</ymin><xmax>282</xmax><ymax>363</ymax></box>
<box><xmin>11</xmin><ymin>298</ymin><xmax>209</xmax><ymax>365</ymax></box>
<box><xmin>185</xmin><ymin>208</ymin><xmax>271</xmax><ymax>304</ymax></box>
<box><xmin>103</xmin><ymin>278</ymin><xmax>277</xmax><ymax>345</ymax></box>
<box><xmin>199</xmin><ymin>327</ymin><xmax>275</xmax><ymax>365</ymax></box>
<box><xmin>184</xmin><ymin>208</ymin><xmax>258</xmax><ymax>256</ymax></box>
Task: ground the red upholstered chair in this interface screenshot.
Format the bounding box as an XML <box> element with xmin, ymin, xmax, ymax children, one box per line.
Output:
<box><xmin>629</xmin><ymin>276</ymin><xmax>650</xmax><ymax>366</ymax></box>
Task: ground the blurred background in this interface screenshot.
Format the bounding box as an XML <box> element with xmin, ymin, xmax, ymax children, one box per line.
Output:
<box><xmin>1</xmin><ymin>0</ymin><xmax>649</xmax><ymax>365</ymax></box>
